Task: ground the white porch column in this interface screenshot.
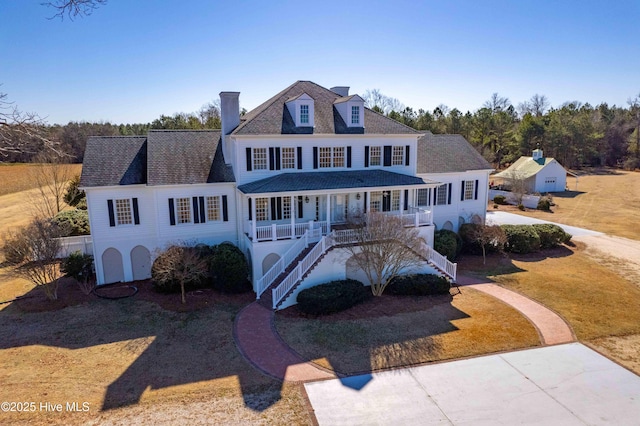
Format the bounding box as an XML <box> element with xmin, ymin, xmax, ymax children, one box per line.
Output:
<box><xmin>366</xmin><ymin>190</ymin><xmax>370</xmax><ymax>213</ymax></box>
<box><xmin>399</xmin><ymin>189</ymin><xmax>405</xmax><ymax>216</ymax></box>
<box><xmin>326</xmin><ymin>193</ymin><xmax>331</xmax><ymax>233</ymax></box>
<box><xmin>251</xmin><ymin>196</ymin><xmax>257</xmax><ymax>241</ymax></box>
<box><xmin>290</xmin><ymin>195</ymin><xmax>295</xmax><ymax>239</ymax></box>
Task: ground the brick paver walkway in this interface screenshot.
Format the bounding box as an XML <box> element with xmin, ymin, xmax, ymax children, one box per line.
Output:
<box><xmin>233</xmin><ymin>276</ymin><xmax>575</xmax><ymax>382</ymax></box>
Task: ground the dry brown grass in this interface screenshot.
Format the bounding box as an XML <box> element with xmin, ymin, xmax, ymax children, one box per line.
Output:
<box><xmin>493</xmin><ymin>169</ymin><xmax>640</xmax><ymax>240</ymax></box>
<box><xmin>275</xmin><ymin>288</ymin><xmax>540</xmax><ymax>375</ymax></box>
<box><xmin>0</xmin><ymin>163</ymin><xmax>82</xmax><ymax>197</ymax></box>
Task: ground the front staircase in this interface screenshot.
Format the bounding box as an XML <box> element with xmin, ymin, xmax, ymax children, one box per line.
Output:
<box><xmin>256</xmin><ymin>229</ymin><xmax>458</xmax><ymax>310</ymax></box>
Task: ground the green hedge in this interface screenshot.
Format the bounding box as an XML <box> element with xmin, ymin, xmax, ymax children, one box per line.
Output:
<box><xmin>531</xmin><ymin>224</ymin><xmax>572</xmax><ymax>248</ymax></box>
<box><xmin>501</xmin><ymin>225</ymin><xmax>541</xmax><ymax>254</ymax></box>
<box><xmin>52</xmin><ymin>209</ymin><xmax>90</xmax><ymax>236</ymax></box>
<box><xmin>296</xmin><ymin>279</ymin><xmax>371</xmax><ymax>315</ymax></box>
<box><xmin>208</xmin><ymin>243</ymin><xmax>252</xmax><ymax>293</ymax></box>
<box><xmin>387</xmin><ymin>274</ymin><xmax>450</xmax><ymax>296</ymax></box>
<box><xmin>493</xmin><ymin>194</ymin><xmax>506</xmax><ymax>205</ymax></box>
<box><xmin>434</xmin><ymin>229</ymin><xmax>462</xmax><ymax>260</ymax></box>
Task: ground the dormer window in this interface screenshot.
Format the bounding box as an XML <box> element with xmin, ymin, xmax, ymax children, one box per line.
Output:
<box><xmin>351</xmin><ymin>106</ymin><xmax>360</xmax><ymax>124</ymax></box>
<box><xmin>300</xmin><ymin>105</ymin><xmax>309</xmax><ymax>124</ymax></box>
<box><xmin>285</xmin><ymin>93</ymin><xmax>314</xmax><ymax>127</ymax></box>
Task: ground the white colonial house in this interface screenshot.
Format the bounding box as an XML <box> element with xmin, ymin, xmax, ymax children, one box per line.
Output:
<box><xmin>81</xmin><ymin>81</ymin><xmax>492</xmax><ymax>309</ymax></box>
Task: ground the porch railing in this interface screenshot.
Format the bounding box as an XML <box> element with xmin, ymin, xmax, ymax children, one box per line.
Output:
<box><xmin>251</xmin><ymin>220</ymin><xmax>328</xmax><ymax>242</ymax></box>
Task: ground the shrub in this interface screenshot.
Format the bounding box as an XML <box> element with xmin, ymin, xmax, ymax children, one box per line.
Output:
<box><xmin>517</xmin><ymin>204</ymin><xmax>525</xmax><ymax>211</ymax></box>
<box><xmin>387</xmin><ymin>274</ymin><xmax>450</xmax><ymax>296</ymax></box>
<box><xmin>434</xmin><ymin>229</ymin><xmax>462</xmax><ymax>260</ymax></box>
<box><xmin>623</xmin><ymin>157</ymin><xmax>640</xmax><ymax>171</ymax></box>
<box><xmin>61</xmin><ymin>251</ymin><xmax>95</xmax><ymax>295</ymax></box>
<box><xmin>501</xmin><ymin>225</ymin><xmax>541</xmax><ymax>254</ymax></box>
<box><xmin>297</xmin><ymin>279</ymin><xmax>371</xmax><ymax>315</ymax></box>
<box><xmin>2</xmin><ymin>230</ymin><xmax>31</xmax><ymax>265</ymax></box>
<box><xmin>209</xmin><ymin>243</ymin><xmax>252</xmax><ymax>293</ymax></box>
<box><xmin>537</xmin><ymin>195</ymin><xmax>553</xmax><ymax>211</ymax></box>
<box><xmin>459</xmin><ymin>223</ymin><xmax>482</xmax><ymax>255</ymax></box>
<box><xmin>493</xmin><ymin>194</ymin><xmax>506</xmax><ymax>205</ymax></box>
<box><xmin>52</xmin><ymin>209</ymin><xmax>90</xmax><ymax>236</ymax></box>
<box><xmin>64</xmin><ymin>174</ymin><xmax>86</xmax><ymax>207</ymax></box>
<box><xmin>151</xmin><ymin>245</ymin><xmax>209</xmax><ymax>294</ymax></box>
<box><xmin>531</xmin><ymin>224</ymin><xmax>572</xmax><ymax>248</ymax></box>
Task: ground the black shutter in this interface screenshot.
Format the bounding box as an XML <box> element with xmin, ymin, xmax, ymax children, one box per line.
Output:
<box><xmin>475</xmin><ymin>180</ymin><xmax>479</xmax><ymax>200</ymax></box>
<box><xmin>405</xmin><ymin>145</ymin><xmax>410</xmax><ymax>166</ymax></box>
<box><xmin>246</xmin><ymin>147</ymin><xmax>252</xmax><ymax>171</ymax></box>
<box><xmin>275</xmin><ymin>147</ymin><xmax>281</xmax><ymax>170</ymax></box>
<box><xmin>248</xmin><ymin>198</ymin><xmax>252</xmax><ymax>220</ymax></box>
<box><xmin>364</xmin><ymin>192</ymin><xmax>367</xmax><ymax>213</ymax></box>
<box><xmin>269</xmin><ymin>147</ymin><xmax>275</xmax><ymax>171</ymax></box>
<box><xmin>448</xmin><ymin>183</ymin><xmax>452</xmax><ymax>205</ymax></box>
<box><xmin>222</xmin><ymin>195</ymin><xmax>228</xmax><ymax>222</ymax></box>
<box><xmin>193</xmin><ymin>197</ymin><xmax>200</xmax><ymax>223</ymax></box>
<box><xmin>313</xmin><ymin>147</ymin><xmax>318</xmax><ymax>169</ymax></box>
<box><xmin>270</xmin><ymin>197</ymin><xmax>277</xmax><ymax>220</ymax></box>
<box><xmin>461</xmin><ymin>181</ymin><xmax>465</xmax><ymax>201</ymax></box>
<box><xmin>199</xmin><ymin>197</ymin><xmax>206</xmax><ymax>223</ymax></box>
<box><xmin>433</xmin><ymin>187</ymin><xmax>438</xmax><ymax>205</ymax></box>
<box><xmin>364</xmin><ymin>146</ymin><xmax>369</xmax><ymax>167</ymax></box>
<box><xmin>404</xmin><ymin>190</ymin><xmax>408</xmax><ymax>211</ymax></box>
<box><xmin>276</xmin><ymin>197</ymin><xmax>283</xmax><ymax>220</ymax></box>
<box><xmin>132</xmin><ymin>198</ymin><xmax>140</xmax><ymax>225</ymax></box>
<box><xmin>346</xmin><ymin>146</ymin><xmax>352</xmax><ymax>168</ymax></box>
<box><xmin>168</xmin><ymin>198</ymin><xmax>176</xmax><ymax>226</ymax></box>
<box><xmin>107</xmin><ymin>199</ymin><xmax>115</xmax><ymax>227</ymax></box>
<box><xmin>297</xmin><ymin>147</ymin><xmax>302</xmax><ymax>169</ymax></box>
<box><xmin>383</xmin><ymin>145</ymin><xmax>392</xmax><ymax>166</ymax></box>
<box><xmin>383</xmin><ymin>191</ymin><xmax>391</xmax><ymax>212</ymax></box>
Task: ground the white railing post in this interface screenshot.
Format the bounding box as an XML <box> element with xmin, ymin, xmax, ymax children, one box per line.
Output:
<box><xmin>415</xmin><ymin>212</ymin><xmax>419</xmax><ymax>227</ymax></box>
<box><xmin>271</xmin><ymin>224</ymin><xmax>277</xmax><ymax>241</ymax></box>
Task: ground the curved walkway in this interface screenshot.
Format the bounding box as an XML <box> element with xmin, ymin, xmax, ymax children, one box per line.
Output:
<box><xmin>233</xmin><ymin>276</ymin><xmax>575</xmax><ymax>382</ymax></box>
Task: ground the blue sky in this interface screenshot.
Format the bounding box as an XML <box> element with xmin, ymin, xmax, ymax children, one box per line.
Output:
<box><xmin>1</xmin><ymin>0</ymin><xmax>639</xmax><ymax>125</ymax></box>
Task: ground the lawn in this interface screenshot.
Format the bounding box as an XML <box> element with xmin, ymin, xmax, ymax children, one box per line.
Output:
<box><xmin>0</xmin><ymin>282</ymin><xmax>314</xmax><ymax>425</ymax></box>
<box><xmin>458</xmin><ymin>243</ymin><xmax>640</xmax><ymax>374</ymax></box>
<box><xmin>0</xmin><ymin>163</ymin><xmax>82</xmax><ymax>197</ymax></box>
<box><xmin>492</xmin><ymin>169</ymin><xmax>640</xmax><ymax>240</ymax></box>
<box><xmin>275</xmin><ymin>288</ymin><xmax>540</xmax><ymax>375</ymax></box>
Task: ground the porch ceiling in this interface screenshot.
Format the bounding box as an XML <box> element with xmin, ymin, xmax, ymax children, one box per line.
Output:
<box><xmin>238</xmin><ymin>170</ymin><xmax>439</xmax><ymax>194</ymax></box>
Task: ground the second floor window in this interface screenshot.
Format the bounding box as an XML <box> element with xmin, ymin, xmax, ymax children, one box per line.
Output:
<box><xmin>115</xmin><ymin>199</ymin><xmax>132</xmax><ymax>225</ymax></box>
<box><xmin>392</xmin><ymin>146</ymin><xmax>404</xmax><ymax>165</ymax></box>
<box><xmin>351</xmin><ymin>106</ymin><xmax>360</xmax><ymax>124</ymax></box>
<box><xmin>176</xmin><ymin>197</ymin><xmax>191</xmax><ymax>224</ymax></box>
<box><xmin>370</xmin><ymin>146</ymin><xmax>381</xmax><ymax>166</ymax></box>
<box><xmin>255</xmin><ymin>197</ymin><xmax>269</xmax><ymax>221</ymax></box>
<box><xmin>206</xmin><ymin>196</ymin><xmax>220</xmax><ymax>221</ymax></box>
<box><xmin>319</xmin><ymin>147</ymin><xmax>345</xmax><ymax>168</ymax></box>
<box><xmin>319</xmin><ymin>147</ymin><xmax>332</xmax><ymax>168</ymax></box>
<box><xmin>253</xmin><ymin>148</ymin><xmax>267</xmax><ymax>170</ymax></box>
<box><xmin>282</xmin><ymin>147</ymin><xmax>296</xmax><ymax>169</ymax></box>
<box><xmin>435</xmin><ymin>184</ymin><xmax>450</xmax><ymax>206</ymax></box>
<box><xmin>300</xmin><ymin>105</ymin><xmax>309</xmax><ymax>124</ymax></box>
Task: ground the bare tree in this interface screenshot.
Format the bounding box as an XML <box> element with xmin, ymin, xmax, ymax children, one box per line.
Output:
<box><xmin>0</xmin><ymin>90</ymin><xmax>60</xmax><ymax>158</ymax></box>
<box><xmin>484</xmin><ymin>93</ymin><xmax>511</xmax><ymax>113</ymax></box>
<box><xmin>4</xmin><ymin>218</ymin><xmax>67</xmax><ymax>300</ymax></box>
<box><xmin>363</xmin><ymin>89</ymin><xmax>404</xmax><ymax>115</ymax></box>
<box><xmin>340</xmin><ymin>212</ymin><xmax>427</xmax><ymax>296</ymax></box>
<box><xmin>518</xmin><ymin>94</ymin><xmax>550</xmax><ymax>118</ymax></box>
<box><xmin>464</xmin><ymin>223</ymin><xmax>507</xmax><ymax>264</ymax></box>
<box><xmin>28</xmin><ymin>153</ymin><xmax>76</xmax><ymax>219</ymax></box>
<box><xmin>152</xmin><ymin>245</ymin><xmax>208</xmax><ymax>304</ymax></box>
<box><xmin>198</xmin><ymin>100</ymin><xmax>221</xmax><ymax>128</ymax></box>
<box><xmin>501</xmin><ymin>170</ymin><xmax>529</xmax><ymax>206</ymax></box>
<box><xmin>42</xmin><ymin>0</ymin><xmax>107</xmax><ymax>20</ymax></box>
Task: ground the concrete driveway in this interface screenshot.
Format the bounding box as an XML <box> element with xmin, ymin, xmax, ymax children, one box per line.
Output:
<box><xmin>486</xmin><ymin>211</ymin><xmax>602</xmax><ymax>237</ymax></box>
<box><xmin>304</xmin><ymin>343</ymin><xmax>640</xmax><ymax>425</ymax></box>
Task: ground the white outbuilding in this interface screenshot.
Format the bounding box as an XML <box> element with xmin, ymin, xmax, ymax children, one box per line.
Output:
<box><xmin>493</xmin><ymin>149</ymin><xmax>575</xmax><ymax>193</ymax></box>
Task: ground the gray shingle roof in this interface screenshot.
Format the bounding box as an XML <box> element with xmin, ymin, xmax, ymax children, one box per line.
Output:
<box><xmin>147</xmin><ymin>130</ymin><xmax>234</xmax><ymax>185</ymax></box>
<box><xmin>80</xmin><ymin>136</ymin><xmax>147</xmax><ymax>187</ymax></box>
<box><xmin>233</xmin><ymin>81</ymin><xmax>419</xmax><ymax>135</ymax></box>
<box><xmin>417</xmin><ymin>133</ymin><xmax>492</xmax><ymax>173</ymax></box>
<box><xmin>238</xmin><ymin>170</ymin><xmax>436</xmax><ymax>194</ymax></box>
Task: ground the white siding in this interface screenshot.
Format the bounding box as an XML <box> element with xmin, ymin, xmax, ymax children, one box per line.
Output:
<box><xmin>534</xmin><ymin>161</ymin><xmax>567</xmax><ymax>193</ymax></box>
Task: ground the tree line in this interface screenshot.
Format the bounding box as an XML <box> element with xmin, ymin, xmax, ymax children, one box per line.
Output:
<box><xmin>2</xmin><ymin>88</ymin><xmax>640</xmax><ymax>170</ymax></box>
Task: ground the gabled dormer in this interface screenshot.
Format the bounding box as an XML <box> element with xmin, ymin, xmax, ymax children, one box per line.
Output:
<box><xmin>334</xmin><ymin>94</ymin><xmax>365</xmax><ymax>128</ymax></box>
<box><xmin>285</xmin><ymin>93</ymin><xmax>314</xmax><ymax>128</ymax></box>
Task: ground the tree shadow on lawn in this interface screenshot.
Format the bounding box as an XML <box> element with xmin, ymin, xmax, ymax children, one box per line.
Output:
<box><xmin>276</xmin><ymin>293</ymin><xmax>470</xmax><ymax>385</ymax></box>
<box><xmin>0</xmin><ymin>279</ymin><xmax>284</xmax><ymax>412</ymax></box>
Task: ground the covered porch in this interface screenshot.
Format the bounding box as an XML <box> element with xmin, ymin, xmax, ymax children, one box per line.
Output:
<box><xmin>237</xmin><ymin>170</ymin><xmax>440</xmax><ymax>243</ymax></box>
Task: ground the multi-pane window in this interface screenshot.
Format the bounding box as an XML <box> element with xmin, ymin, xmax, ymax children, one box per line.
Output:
<box><xmin>435</xmin><ymin>185</ymin><xmax>449</xmax><ymax>206</ymax></box>
<box><xmin>255</xmin><ymin>197</ymin><xmax>269</xmax><ymax>221</ymax></box>
<box><xmin>463</xmin><ymin>180</ymin><xmax>475</xmax><ymax>201</ymax></box>
<box><xmin>333</xmin><ymin>147</ymin><xmax>344</xmax><ymax>167</ymax></box>
<box><xmin>370</xmin><ymin>191</ymin><xmax>382</xmax><ymax>212</ymax></box>
<box><xmin>282</xmin><ymin>147</ymin><xmax>296</xmax><ymax>169</ymax></box>
<box><xmin>392</xmin><ymin>146</ymin><xmax>404</xmax><ymax>165</ymax></box>
<box><xmin>176</xmin><ymin>197</ymin><xmax>191</xmax><ymax>224</ymax></box>
<box><xmin>370</xmin><ymin>146</ymin><xmax>381</xmax><ymax>166</ymax></box>
<box><xmin>319</xmin><ymin>147</ymin><xmax>332</xmax><ymax>168</ymax></box>
<box><xmin>206</xmin><ymin>196</ymin><xmax>220</xmax><ymax>221</ymax></box>
<box><xmin>282</xmin><ymin>197</ymin><xmax>291</xmax><ymax>220</ymax></box>
<box><xmin>300</xmin><ymin>105</ymin><xmax>309</xmax><ymax>124</ymax></box>
<box><xmin>417</xmin><ymin>188</ymin><xmax>430</xmax><ymax>206</ymax></box>
<box><xmin>319</xmin><ymin>147</ymin><xmax>345</xmax><ymax>168</ymax></box>
<box><xmin>115</xmin><ymin>199</ymin><xmax>132</xmax><ymax>225</ymax></box>
<box><xmin>351</xmin><ymin>106</ymin><xmax>360</xmax><ymax>124</ymax></box>
<box><xmin>391</xmin><ymin>190</ymin><xmax>400</xmax><ymax>211</ymax></box>
<box><xmin>253</xmin><ymin>148</ymin><xmax>267</xmax><ymax>170</ymax></box>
